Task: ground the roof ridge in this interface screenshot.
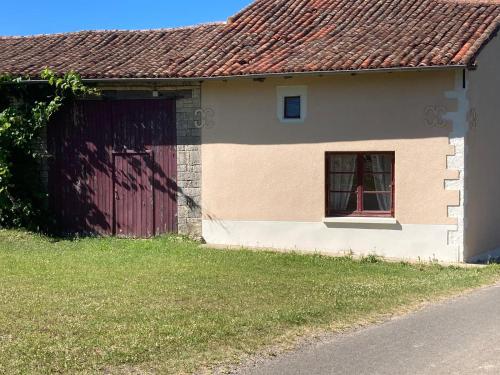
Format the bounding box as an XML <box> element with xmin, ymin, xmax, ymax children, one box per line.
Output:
<box><xmin>0</xmin><ymin>21</ymin><xmax>226</xmax><ymax>40</ymax></box>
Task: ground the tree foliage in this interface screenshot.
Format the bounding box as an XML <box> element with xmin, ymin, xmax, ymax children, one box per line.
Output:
<box><xmin>0</xmin><ymin>69</ymin><xmax>97</xmax><ymax>230</ymax></box>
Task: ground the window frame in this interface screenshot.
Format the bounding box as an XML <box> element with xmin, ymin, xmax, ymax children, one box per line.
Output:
<box><xmin>283</xmin><ymin>96</ymin><xmax>302</xmax><ymax>119</ymax></box>
<box><xmin>325</xmin><ymin>152</ymin><xmax>395</xmax><ymax>218</ymax></box>
<box><xmin>276</xmin><ymin>86</ymin><xmax>307</xmax><ymax>123</ymax></box>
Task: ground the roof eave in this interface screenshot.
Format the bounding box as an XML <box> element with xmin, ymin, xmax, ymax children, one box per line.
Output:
<box><xmin>14</xmin><ymin>64</ymin><xmax>469</xmax><ymax>84</ymax></box>
<box><xmin>85</xmin><ymin>64</ymin><xmax>470</xmax><ymax>82</ymax></box>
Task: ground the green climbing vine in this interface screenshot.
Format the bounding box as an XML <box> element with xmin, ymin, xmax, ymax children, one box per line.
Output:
<box><xmin>0</xmin><ymin>69</ymin><xmax>97</xmax><ymax>230</ymax></box>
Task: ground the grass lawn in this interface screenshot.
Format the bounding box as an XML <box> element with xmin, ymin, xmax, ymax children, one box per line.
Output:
<box><xmin>0</xmin><ymin>230</ymin><xmax>499</xmax><ymax>374</ymax></box>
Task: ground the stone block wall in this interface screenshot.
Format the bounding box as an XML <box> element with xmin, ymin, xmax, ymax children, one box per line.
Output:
<box><xmin>176</xmin><ymin>85</ymin><xmax>202</xmax><ymax>238</ymax></box>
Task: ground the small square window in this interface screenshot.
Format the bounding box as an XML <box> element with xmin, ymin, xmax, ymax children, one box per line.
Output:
<box><xmin>284</xmin><ymin>96</ymin><xmax>301</xmax><ymax>119</ymax></box>
<box><xmin>277</xmin><ymin>86</ymin><xmax>307</xmax><ymax>123</ymax></box>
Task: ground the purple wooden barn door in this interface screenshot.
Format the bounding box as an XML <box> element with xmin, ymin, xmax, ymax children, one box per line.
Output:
<box><xmin>113</xmin><ymin>152</ymin><xmax>154</xmax><ymax>237</ymax></box>
<box><xmin>48</xmin><ymin>100</ymin><xmax>114</xmax><ymax>235</ymax></box>
<box><xmin>112</xmin><ymin>100</ymin><xmax>177</xmax><ymax>236</ymax></box>
<box><xmin>48</xmin><ymin>98</ymin><xmax>177</xmax><ymax>237</ymax></box>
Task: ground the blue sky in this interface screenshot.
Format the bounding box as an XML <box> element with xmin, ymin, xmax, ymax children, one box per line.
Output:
<box><xmin>0</xmin><ymin>1</ymin><xmax>251</xmax><ymax>36</ymax></box>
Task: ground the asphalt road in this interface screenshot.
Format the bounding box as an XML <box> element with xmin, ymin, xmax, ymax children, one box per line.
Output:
<box><xmin>237</xmin><ymin>284</ymin><xmax>500</xmax><ymax>375</ymax></box>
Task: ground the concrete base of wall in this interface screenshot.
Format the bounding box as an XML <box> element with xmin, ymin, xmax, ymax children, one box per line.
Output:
<box><xmin>203</xmin><ymin>219</ymin><xmax>461</xmax><ymax>263</ymax></box>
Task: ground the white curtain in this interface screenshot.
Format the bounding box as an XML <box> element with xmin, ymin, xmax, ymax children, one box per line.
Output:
<box><xmin>371</xmin><ymin>155</ymin><xmax>392</xmax><ymax>211</ymax></box>
<box><xmin>332</xmin><ymin>155</ymin><xmax>356</xmax><ymax>211</ymax></box>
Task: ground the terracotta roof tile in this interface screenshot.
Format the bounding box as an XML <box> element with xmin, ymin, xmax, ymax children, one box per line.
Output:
<box><xmin>0</xmin><ymin>0</ymin><xmax>499</xmax><ymax>79</ymax></box>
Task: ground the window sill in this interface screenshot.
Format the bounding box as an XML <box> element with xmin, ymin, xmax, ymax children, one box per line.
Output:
<box><xmin>278</xmin><ymin>117</ymin><xmax>305</xmax><ymax>124</ymax></box>
<box><xmin>323</xmin><ymin>217</ymin><xmax>398</xmax><ymax>225</ymax></box>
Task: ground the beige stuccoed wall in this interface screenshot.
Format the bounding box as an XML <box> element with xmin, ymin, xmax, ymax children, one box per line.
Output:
<box><xmin>201</xmin><ymin>72</ymin><xmax>457</xmax><ymax>225</ymax></box>
<box><xmin>466</xmin><ymin>35</ymin><xmax>500</xmax><ymax>261</ymax></box>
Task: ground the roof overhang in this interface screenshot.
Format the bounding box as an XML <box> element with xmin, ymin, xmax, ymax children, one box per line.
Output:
<box><xmin>13</xmin><ymin>64</ymin><xmax>469</xmax><ymax>85</ymax></box>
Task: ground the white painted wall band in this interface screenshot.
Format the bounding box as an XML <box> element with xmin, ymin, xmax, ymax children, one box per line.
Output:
<box><xmin>203</xmin><ymin>220</ymin><xmax>460</xmax><ymax>263</ymax></box>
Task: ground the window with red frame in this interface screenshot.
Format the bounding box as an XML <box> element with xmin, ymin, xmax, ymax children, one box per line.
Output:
<box><xmin>326</xmin><ymin>152</ymin><xmax>395</xmax><ymax>217</ymax></box>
